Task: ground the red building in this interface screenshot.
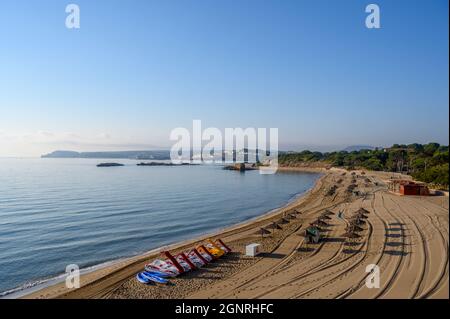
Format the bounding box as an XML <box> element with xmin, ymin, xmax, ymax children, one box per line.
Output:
<box><xmin>388</xmin><ymin>179</ymin><xmax>430</xmax><ymax>196</ymax></box>
<box><xmin>400</xmin><ymin>182</ymin><xmax>430</xmax><ymax>196</ymax></box>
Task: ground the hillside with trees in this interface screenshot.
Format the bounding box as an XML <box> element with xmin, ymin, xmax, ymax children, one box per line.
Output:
<box><xmin>279</xmin><ymin>143</ymin><xmax>449</xmax><ymax>189</ymax></box>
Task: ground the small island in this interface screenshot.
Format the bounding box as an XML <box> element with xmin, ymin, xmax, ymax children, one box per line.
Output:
<box><xmin>96</xmin><ymin>163</ymin><xmax>125</xmax><ymax>167</ymax></box>
<box><xmin>137</xmin><ymin>162</ymin><xmax>198</xmax><ymax>166</ymax></box>
<box><xmin>223</xmin><ymin>163</ymin><xmax>258</xmax><ymax>172</ymax></box>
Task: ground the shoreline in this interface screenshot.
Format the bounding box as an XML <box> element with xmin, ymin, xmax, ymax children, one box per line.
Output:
<box><xmin>19</xmin><ymin>167</ymin><xmax>449</xmax><ymax>299</ymax></box>
<box><xmin>20</xmin><ymin>167</ymin><xmax>329</xmax><ymax>299</ymax></box>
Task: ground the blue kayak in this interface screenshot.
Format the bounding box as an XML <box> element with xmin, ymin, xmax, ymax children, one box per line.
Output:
<box><xmin>141</xmin><ymin>272</ymin><xmax>169</xmax><ymax>285</ymax></box>
<box><xmin>143</xmin><ymin>270</ymin><xmax>171</xmax><ymax>278</ymax></box>
<box><xmin>136</xmin><ymin>272</ymin><xmax>153</xmax><ymax>284</ymax></box>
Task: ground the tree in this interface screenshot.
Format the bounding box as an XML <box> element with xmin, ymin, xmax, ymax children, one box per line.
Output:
<box><xmin>423</xmin><ymin>143</ymin><xmax>440</xmax><ymax>156</ymax></box>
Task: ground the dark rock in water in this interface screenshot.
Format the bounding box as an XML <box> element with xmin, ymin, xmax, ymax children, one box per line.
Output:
<box><xmin>223</xmin><ymin>163</ymin><xmax>257</xmax><ymax>171</ymax></box>
<box><xmin>96</xmin><ymin>163</ymin><xmax>124</xmax><ymax>167</ymax></box>
<box><xmin>137</xmin><ymin>162</ymin><xmax>198</xmax><ymax>166</ymax></box>
<box><xmin>137</xmin><ymin>162</ymin><xmax>175</xmax><ymax>166</ymax></box>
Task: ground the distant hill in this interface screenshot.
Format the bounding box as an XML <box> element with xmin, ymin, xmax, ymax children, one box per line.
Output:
<box><xmin>41</xmin><ymin>150</ymin><xmax>171</xmax><ymax>160</ymax></box>
<box><xmin>342</xmin><ymin>145</ymin><xmax>376</xmax><ymax>152</ymax></box>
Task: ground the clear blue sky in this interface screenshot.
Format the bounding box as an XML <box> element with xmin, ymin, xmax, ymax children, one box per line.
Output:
<box><xmin>0</xmin><ymin>0</ymin><xmax>448</xmax><ymax>156</ymax></box>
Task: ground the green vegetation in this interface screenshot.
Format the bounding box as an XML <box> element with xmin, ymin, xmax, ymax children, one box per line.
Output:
<box><xmin>279</xmin><ymin>143</ymin><xmax>449</xmax><ymax>189</ymax></box>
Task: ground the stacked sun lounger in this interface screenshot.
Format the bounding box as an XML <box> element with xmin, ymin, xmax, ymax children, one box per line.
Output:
<box><xmin>136</xmin><ymin>239</ymin><xmax>232</xmax><ymax>285</ymax></box>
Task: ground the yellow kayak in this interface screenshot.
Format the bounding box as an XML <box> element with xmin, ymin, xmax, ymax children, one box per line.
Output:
<box><xmin>205</xmin><ymin>240</ymin><xmax>225</xmax><ymax>257</ymax></box>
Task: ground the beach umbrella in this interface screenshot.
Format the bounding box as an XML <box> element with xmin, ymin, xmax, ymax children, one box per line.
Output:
<box><xmin>322</xmin><ymin>210</ymin><xmax>335</xmax><ymax>216</ymax></box>
<box><xmin>267</xmin><ymin>222</ymin><xmax>282</xmax><ymax>231</ymax></box>
<box><xmin>353</xmin><ymin>213</ymin><xmax>368</xmax><ymax>219</ymax></box>
<box><xmin>277</xmin><ymin>218</ymin><xmax>290</xmax><ymax>224</ymax></box>
<box><xmin>357</xmin><ymin>208</ymin><xmax>370</xmax><ymax>214</ymax></box>
<box><xmin>341</xmin><ymin>231</ymin><xmax>361</xmax><ymax>239</ymax></box>
<box><xmin>306</xmin><ymin>225</ymin><xmax>323</xmax><ymax>232</ymax></box>
<box><xmin>304</xmin><ymin>227</ymin><xmax>321</xmax><ymax>245</ymax></box>
<box><xmin>346</xmin><ymin>225</ymin><xmax>364</xmax><ymax>232</ymax></box>
<box><xmin>256</xmin><ymin>227</ymin><xmax>271</xmax><ymax>238</ymax></box>
<box><xmin>354</xmin><ymin>210</ymin><xmax>369</xmax><ymax>216</ymax></box>
<box><xmin>285</xmin><ymin>213</ymin><xmax>296</xmax><ymax>220</ymax></box>
<box><xmin>311</xmin><ymin>219</ymin><xmax>329</xmax><ymax>227</ymax></box>
<box><xmin>305</xmin><ymin>226</ymin><xmax>320</xmax><ymax>237</ymax></box>
<box><xmin>349</xmin><ymin>218</ymin><xmax>365</xmax><ymax>225</ymax></box>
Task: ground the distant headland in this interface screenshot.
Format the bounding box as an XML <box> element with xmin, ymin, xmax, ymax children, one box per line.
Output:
<box><xmin>41</xmin><ymin>150</ymin><xmax>171</xmax><ymax>160</ymax></box>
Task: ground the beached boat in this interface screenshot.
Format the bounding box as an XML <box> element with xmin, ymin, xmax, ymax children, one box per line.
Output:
<box><xmin>205</xmin><ymin>242</ymin><xmax>225</xmax><ymax>257</ymax></box>
<box><xmin>175</xmin><ymin>253</ymin><xmax>195</xmax><ymax>272</ymax></box>
<box><xmin>210</xmin><ymin>239</ymin><xmax>232</xmax><ymax>254</ymax></box>
<box><xmin>136</xmin><ymin>272</ymin><xmax>153</xmax><ymax>284</ymax></box>
<box><xmin>141</xmin><ymin>272</ymin><xmax>168</xmax><ymax>285</ymax></box>
<box><xmin>196</xmin><ymin>246</ymin><xmax>214</xmax><ymax>262</ymax></box>
<box><xmin>186</xmin><ymin>250</ymin><xmax>207</xmax><ymax>268</ymax></box>
<box><xmin>144</xmin><ymin>259</ymin><xmax>180</xmax><ymax>277</ymax></box>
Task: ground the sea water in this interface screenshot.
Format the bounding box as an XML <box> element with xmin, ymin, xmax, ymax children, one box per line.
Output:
<box><xmin>0</xmin><ymin>158</ymin><xmax>320</xmax><ymax>296</ymax></box>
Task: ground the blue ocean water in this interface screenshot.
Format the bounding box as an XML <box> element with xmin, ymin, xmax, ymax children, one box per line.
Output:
<box><xmin>0</xmin><ymin>158</ymin><xmax>320</xmax><ymax>295</ymax></box>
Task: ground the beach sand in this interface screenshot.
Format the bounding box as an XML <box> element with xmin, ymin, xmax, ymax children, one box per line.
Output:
<box><xmin>24</xmin><ymin>168</ymin><xmax>449</xmax><ymax>299</ymax></box>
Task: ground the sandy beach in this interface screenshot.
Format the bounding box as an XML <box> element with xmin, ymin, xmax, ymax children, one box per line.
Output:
<box><xmin>24</xmin><ymin>168</ymin><xmax>449</xmax><ymax>299</ymax></box>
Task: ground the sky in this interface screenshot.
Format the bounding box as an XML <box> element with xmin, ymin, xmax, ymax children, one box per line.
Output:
<box><xmin>0</xmin><ymin>0</ymin><xmax>448</xmax><ymax>157</ymax></box>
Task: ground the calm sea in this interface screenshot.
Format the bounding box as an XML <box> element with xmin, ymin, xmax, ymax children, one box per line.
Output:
<box><xmin>0</xmin><ymin>158</ymin><xmax>320</xmax><ymax>296</ymax></box>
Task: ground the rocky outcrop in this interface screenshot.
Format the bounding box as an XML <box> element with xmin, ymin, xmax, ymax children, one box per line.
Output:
<box><xmin>96</xmin><ymin>163</ymin><xmax>124</xmax><ymax>167</ymax></box>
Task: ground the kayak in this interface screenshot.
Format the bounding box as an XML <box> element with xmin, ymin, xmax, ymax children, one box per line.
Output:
<box><xmin>208</xmin><ymin>239</ymin><xmax>229</xmax><ymax>254</ymax></box>
<box><xmin>143</xmin><ymin>270</ymin><xmax>171</xmax><ymax>278</ymax></box>
<box><xmin>145</xmin><ymin>259</ymin><xmax>180</xmax><ymax>277</ymax></box>
<box><xmin>175</xmin><ymin>254</ymin><xmax>194</xmax><ymax>272</ymax></box>
<box><xmin>136</xmin><ymin>272</ymin><xmax>153</xmax><ymax>284</ymax></box>
<box><xmin>196</xmin><ymin>245</ymin><xmax>214</xmax><ymax>261</ymax></box>
<box><xmin>205</xmin><ymin>242</ymin><xmax>225</xmax><ymax>258</ymax></box>
<box><xmin>215</xmin><ymin>239</ymin><xmax>232</xmax><ymax>253</ymax></box>
<box><xmin>145</xmin><ymin>265</ymin><xmax>178</xmax><ymax>277</ymax></box>
<box><xmin>141</xmin><ymin>272</ymin><xmax>169</xmax><ymax>285</ymax></box>
<box><xmin>187</xmin><ymin>250</ymin><xmax>206</xmax><ymax>268</ymax></box>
